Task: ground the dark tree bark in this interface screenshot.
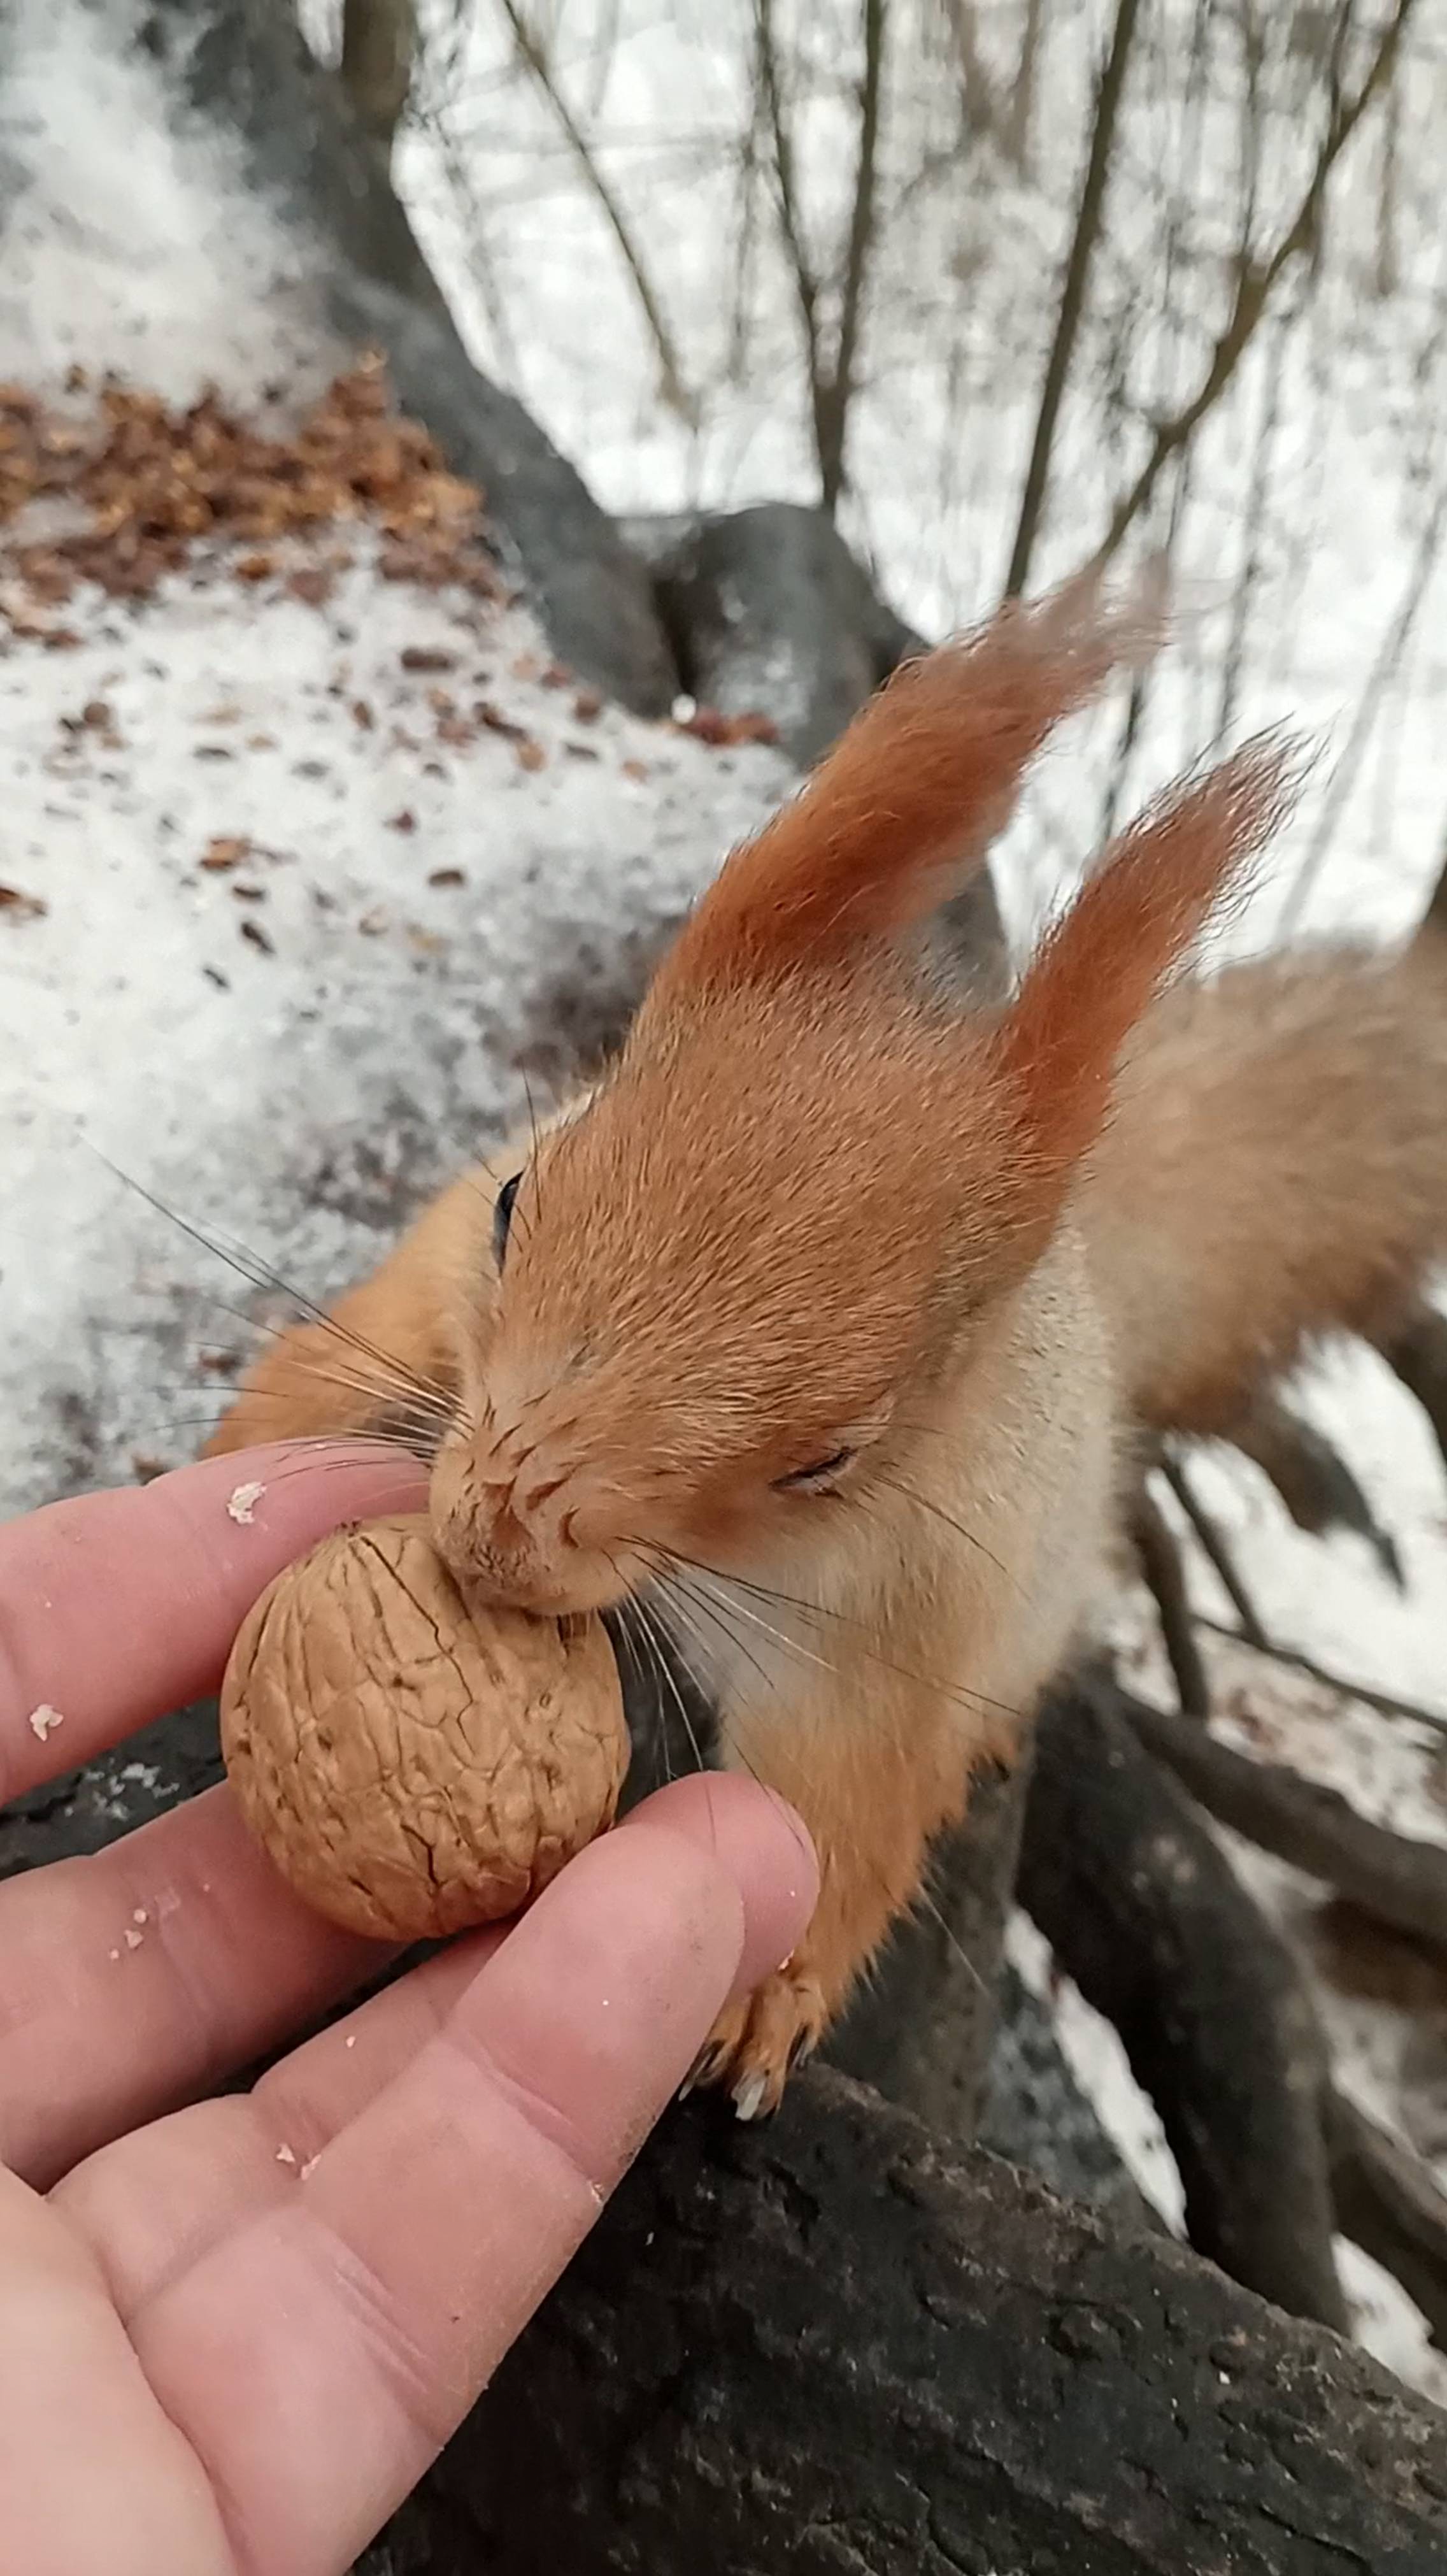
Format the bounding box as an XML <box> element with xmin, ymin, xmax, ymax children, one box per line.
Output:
<box><xmin>406</xmin><ymin>2069</ymin><xmax>1447</xmax><ymax>2573</ymax></box>
<box><xmin>1123</xmin><ymin>1685</ymin><xmax>1447</xmax><ymax>1956</ymax></box>
<box><xmin>1004</xmin><ymin>0</ymin><xmax>1143</xmax><ymax>597</ymax></box>
<box><xmin>1020</xmin><ymin>1664</ymin><xmax>1350</xmax><ymax>2331</ymax></box>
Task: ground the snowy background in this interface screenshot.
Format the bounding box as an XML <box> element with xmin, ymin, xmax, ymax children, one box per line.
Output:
<box><xmin>3</xmin><ymin>0</ymin><xmax>1447</xmax><ymax>2396</ymax></box>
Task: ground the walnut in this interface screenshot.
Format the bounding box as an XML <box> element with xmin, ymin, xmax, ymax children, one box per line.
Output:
<box><xmin>220</xmin><ymin>1515</ymin><xmax>629</xmax><ymax>1940</ymax></box>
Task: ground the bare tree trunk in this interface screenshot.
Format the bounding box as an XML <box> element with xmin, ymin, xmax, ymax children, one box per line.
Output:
<box><xmin>339</xmin><ymin>0</ymin><xmax>415</xmax><ymax>159</ymax></box>
<box><xmin>1003</xmin><ymin>0</ymin><xmax>1143</xmax><ymax>599</ymax></box>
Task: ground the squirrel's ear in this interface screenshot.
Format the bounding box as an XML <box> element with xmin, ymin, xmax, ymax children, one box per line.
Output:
<box><xmin>650</xmin><ymin>562</ymin><xmax>1167</xmax><ymax>998</ymax></box>
<box><xmin>997</xmin><ymin>733</ymin><xmax>1300</xmax><ymax>1173</ymax></box>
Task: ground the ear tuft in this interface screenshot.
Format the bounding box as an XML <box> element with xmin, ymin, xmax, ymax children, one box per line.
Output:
<box><xmin>998</xmin><ymin>729</ymin><xmax>1305</xmax><ymax>1172</ymax></box>
<box><xmin>652</xmin><ymin>561</ymin><xmax>1171</xmax><ymax>998</ymax></box>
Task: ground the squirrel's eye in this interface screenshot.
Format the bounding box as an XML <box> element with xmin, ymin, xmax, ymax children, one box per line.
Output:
<box><xmin>492</xmin><ymin>1171</ymin><xmax>522</xmax><ymax>1272</ymax></box>
<box><xmin>773</xmin><ymin>1445</ymin><xmax>857</xmax><ymax>1494</ymax></box>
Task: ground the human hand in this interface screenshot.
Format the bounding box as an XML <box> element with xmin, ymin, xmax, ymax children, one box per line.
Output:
<box><xmin>0</xmin><ymin>1444</ymin><xmax>817</xmax><ymax>2575</ymax></box>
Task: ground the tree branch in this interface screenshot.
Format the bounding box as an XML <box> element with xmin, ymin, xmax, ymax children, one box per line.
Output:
<box><xmin>1121</xmin><ymin>1685</ymin><xmax>1447</xmax><ymax>1954</ymax></box>
<box><xmin>1004</xmin><ymin>0</ymin><xmax>1143</xmax><ymax>597</ymax></box>
<box><xmin>1130</xmin><ymin>1474</ymin><xmax>1211</xmax><ymax>1714</ymax></box>
<box><xmin>1161</xmin><ymin>1447</ymin><xmax>1270</xmax><ymax>1647</ymax></box>
<box><xmin>1022</xmin><ymin>1663</ymin><xmax>1349</xmax><ymax>2329</ymax></box>
<box><xmin>1193</xmin><ymin>1614</ymin><xmax>1447</xmax><ymax>1742</ymax></box>
<box><xmin>754</xmin><ymin>0</ymin><xmax>827</xmax><ymax>475</ymax></box>
<box><xmin>756</xmin><ymin>0</ymin><xmax>885</xmax><ymax>515</ymax></box>
<box><xmin>1097</xmin><ymin>0</ymin><xmax>1421</xmax><ymax>564</ymax></box>
<box><xmin>495</xmin><ymin>0</ymin><xmax>694</xmax><ymax>422</ymax></box>
<box><xmin>815</xmin><ymin>0</ymin><xmax>887</xmax><ymax>514</ymax></box>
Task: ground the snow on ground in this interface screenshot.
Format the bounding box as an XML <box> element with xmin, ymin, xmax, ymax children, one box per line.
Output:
<box><xmin>5</xmin><ymin>0</ymin><xmax>1447</xmax><ymax>2396</ymax></box>
<box><xmin>0</xmin><ymin>538</ymin><xmax>783</xmax><ymax>1513</ymax></box>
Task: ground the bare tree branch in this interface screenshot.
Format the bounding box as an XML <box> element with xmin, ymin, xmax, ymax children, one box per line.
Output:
<box><xmin>1122</xmin><ymin>1687</ymin><xmax>1447</xmax><ymax>1954</ymax></box>
<box><xmin>495</xmin><ymin>0</ymin><xmax>694</xmax><ymax>422</ymax></box>
<box><xmin>1003</xmin><ymin>0</ymin><xmax>1143</xmax><ymax>598</ymax></box>
<box><xmin>755</xmin><ymin>0</ymin><xmax>826</xmax><ymax>464</ymax></box>
<box><xmin>1130</xmin><ymin>1476</ymin><xmax>1211</xmax><ymax>1715</ymax></box>
<box><xmin>1161</xmin><ymin>1449</ymin><xmax>1270</xmax><ymax>1648</ymax></box>
<box><xmin>1023</xmin><ymin>1664</ymin><xmax>1348</xmax><ymax>2326</ymax></box>
<box><xmin>818</xmin><ymin>0</ymin><xmax>887</xmax><ymax>514</ymax></box>
<box><xmin>757</xmin><ymin>0</ymin><xmax>887</xmax><ymax>516</ymax></box>
<box><xmin>1097</xmin><ymin>0</ymin><xmax>1421</xmax><ymax>565</ymax></box>
<box><xmin>1195</xmin><ymin>1613</ymin><xmax>1447</xmax><ymax>1740</ymax></box>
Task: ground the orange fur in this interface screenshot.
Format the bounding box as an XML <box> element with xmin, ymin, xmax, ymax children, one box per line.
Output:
<box><xmin>998</xmin><ymin>735</ymin><xmax>1299</xmax><ymax>1176</ymax></box>
<box><xmin>207</xmin><ymin>571</ymin><xmax>1447</xmax><ymax>2112</ymax></box>
<box><xmin>1087</xmin><ymin>934</ymin><xmax>1447</xmax><ymax>1435</ymax></box>
<box><xmin>652</xmin><ymin>561</ymin><xmax>1164</xmax><ymax>989</ymax></box>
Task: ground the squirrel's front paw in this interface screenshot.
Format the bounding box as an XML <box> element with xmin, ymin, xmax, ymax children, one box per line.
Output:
<box><xmin>686</xmin><ymin>1957</ymin><xmax>828</xmax><ymax>2121</ymax></box>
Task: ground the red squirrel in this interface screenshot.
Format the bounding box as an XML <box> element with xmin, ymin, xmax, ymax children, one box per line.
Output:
<box><xmin>206</xmin><ymin>567</ymin><xmax>1447</xmax><ymax>2115</ymax></box>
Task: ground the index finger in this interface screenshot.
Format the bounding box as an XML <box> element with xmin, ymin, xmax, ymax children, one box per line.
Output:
<box><xmin>0</xmin><ymin>1443</ymin><xmax>427</xmax><ymax>1803</ymax></box>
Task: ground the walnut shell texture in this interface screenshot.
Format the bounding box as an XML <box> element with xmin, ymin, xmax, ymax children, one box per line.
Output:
<box><xmin>221</xmin><ymin>1515</ymin><xmax>629</xmax><ymax>1941</ymax></box>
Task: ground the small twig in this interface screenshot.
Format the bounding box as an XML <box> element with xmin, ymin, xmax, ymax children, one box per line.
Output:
<box><xmin>1121</xmin><ymin>1687</ymin><xmax>1447</xmax><ymax>1952</ymax></box>
<box><xmin>496</xmin><ymin>0</ymin><xmax>694</xmax><ymax>422</ymax></box>
<box><xmin>1326</xmin><ymin>2086</ymin><xmax>1447</xmax><ymax>2352</ymax></box>
<box><xmin>755</xmin><ymin>0</ymin><xmax>825</xmax><ymax>474</ymax></box>
<box><xmin>1130</xmin><ymin>1480</ymin><xmax>1210</xmax><ymax>1715</ymax></box>
<box><xmin>1004</xmin><ymin>0</ymin><xmax>1143</xmax><ymax>598</ymax></box>
<box><xmin>1213</xmin><ymin>290</ymin><xmax>1294</xmax><ymax>750</ymax></box>
<box><xmin>756</xmin><ymin>0</ymin><xmax>886</xmax><ymax>516</ymax></box>
<box><xmin>1194</xmin><ymin>1615</ymin><xmax>1447</xmax><ymax>1742</ymax></box>
<box><xmin>1160</xmin><ymin>1450</ymin><xmax>1268</xmax><ymax>1648</ymax></box>
<box><xmin>1004</xmin><ymin>0</ymin><xmax>1045</xmax><ymax>173</ymax></box>
<box><xmin>816</xmin><ymin>0</ymin><xmax>887</xmax><ymax>515</ymax></box>
<box><xmin>1095</xmin><ymin>0</ymin><xmax>1421</xmax><ymax>567</ymax></box>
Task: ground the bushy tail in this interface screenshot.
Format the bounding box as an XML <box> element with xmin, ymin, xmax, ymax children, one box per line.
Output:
<box><xmin>1085</xmin><ymin>894</ymin><xmax>1447</xmax><ymax>1440</ymax></box>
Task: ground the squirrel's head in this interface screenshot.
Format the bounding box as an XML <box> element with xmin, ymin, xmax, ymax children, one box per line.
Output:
<box><xmin>432</xmin><ymin>568</ymin><xmax>1295</xmax><ymax>1615</ymax></box>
